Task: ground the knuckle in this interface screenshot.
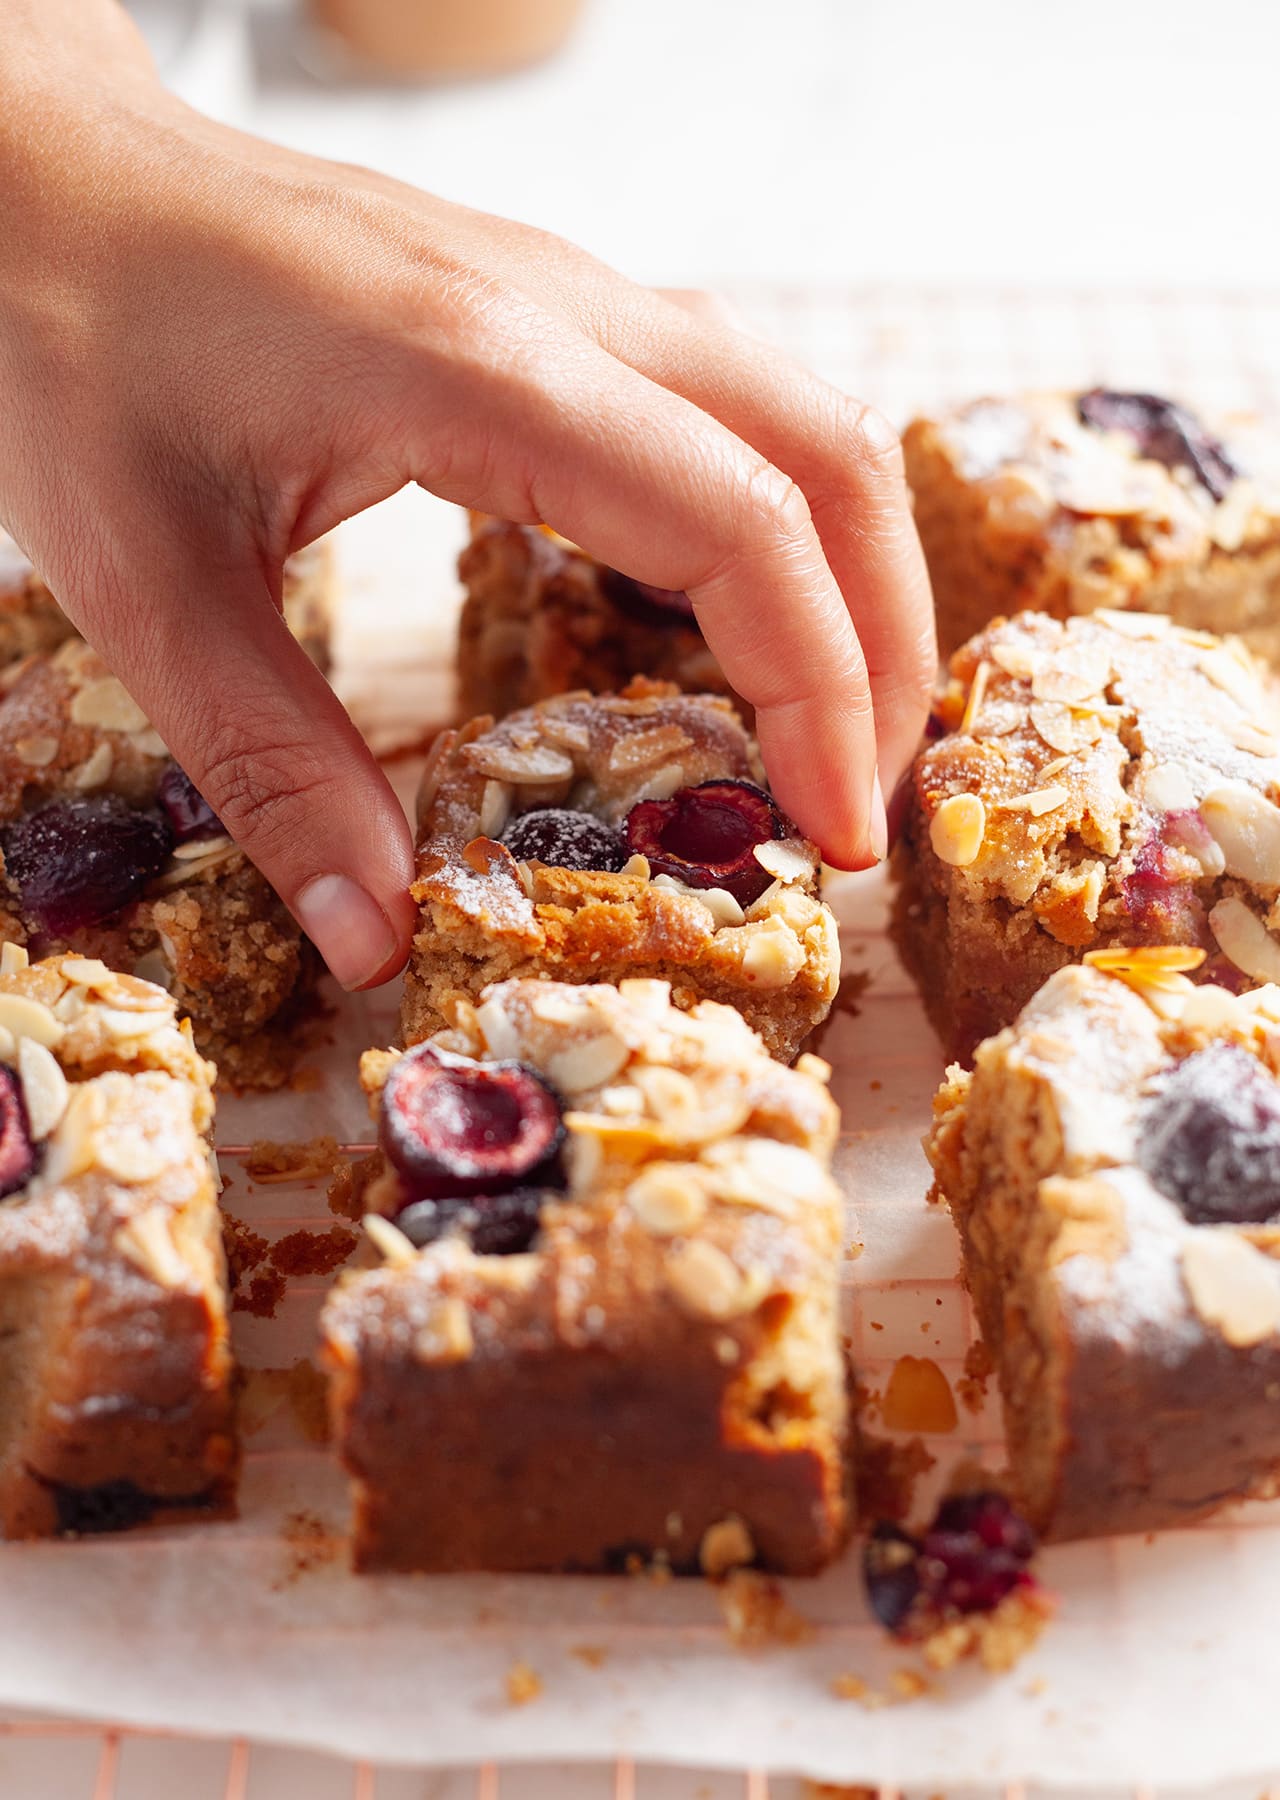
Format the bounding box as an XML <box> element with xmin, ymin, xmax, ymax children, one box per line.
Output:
<box><xmin>738</xmin><ymin>457</ymin><xmax>814</xmax><ymax>547</ymax></box>
<box><xmin>838</xmin><ymin>397</ymin><xmax>907</xmax><ymax>485</ymax></box>
<box><xmin>194</xmin><ymin>724</ymin><xmax>337</xmax><ymax>864</ymax></box>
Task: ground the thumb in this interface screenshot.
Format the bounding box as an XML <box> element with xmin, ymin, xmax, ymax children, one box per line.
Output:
<box><xmin>63</xmin><ymin>544</ymin><xmax>416</xmax><ymax>991</ymax></box>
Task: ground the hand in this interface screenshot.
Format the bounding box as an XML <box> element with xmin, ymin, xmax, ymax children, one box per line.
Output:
<box><xmin>0</xmin><ymin>3</ymin><xmax>935</xmax><ymax>990</ymax></box>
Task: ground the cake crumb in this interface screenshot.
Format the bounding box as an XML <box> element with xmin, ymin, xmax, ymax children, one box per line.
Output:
<box><xmin>245</xmin><ymin>1135</ymin><xmax>341</xmax><ymax>1184</ymax></box>
<box><xmin>718</xmin><ymin>1570</ymin><xmax>813</xmax><ymax>1648</ymax></box>
<box><xmin>956</xmin><ymin>1339</ymin><xmax>994</xmax><ymax>1415</ymax></box>
<box><xmin>274</xmin><ymin>1508</ymin><xmax>340</xmax><ymax>1587</ymax></box>
<box><xmin>921</xmin><ymin>1586</ymin><xmax>1055</xmax><ymax>1674</ymax></box>
<box><xmin>803</xmin><ymin>1786</ymin><xmax>878</xmax><ymax>1800</ymax></box>
<box><xmin>506</xmin><ymin>1661</ymin><xmax>543</xmax><ymax>1706</ymax></box>
<box><xmin>881</xmin><ymin>1355</ymin><xmax>958</xmax><ymax>1434</ymax></box>
<box><xmin>830</xmin><ymin>1667</ymin><xmax>931</xmax><ymax>1709</ymax></box>
<box><xmin>854</xmin><ymin>1431</ymin><xmax>936</xmax><ymax>1525</ymax></box>
<box><xmin>570</xmin><ymin>1645</ymin><xmax>608</xmax><ymax>1669</ymax></box>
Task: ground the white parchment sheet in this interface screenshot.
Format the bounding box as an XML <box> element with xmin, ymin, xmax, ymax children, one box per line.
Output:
<box><xmin>2</xmin><ymin>485</ymin><xmax>1279</xmax><ymax>1790</ymax></box>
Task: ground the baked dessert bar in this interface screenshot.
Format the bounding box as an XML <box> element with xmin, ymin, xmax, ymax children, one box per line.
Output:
<box><xmin>404</xmin><ymin>680</ymin><xmax>839</xmax><ymax>1062</ymax></box>
<box><xmin>0</xmin><ymin>944</ymin><xmax>233</xmax><ymax>1536</ymax></box>
<box><xmin>0</xmin><ymin>529</ymin><xmax>336</xmax><ymax>673</ymax></box>
<box><xmin>0</xmin><ymin>639</ymin><xmax>312</xmax><ymax>1087</ymax></box>
<box><xmin>929</xmin><ymin>953</ymin><xmax>1280</xmax><ymax>1540</ymax></box>
<box><xmin>893</xmin><ymin>606</ymin><xmax>1280</xmax><ymax>1060</ymax></box>
<box><xmin>321</xmin><ymin>977</ymin><xmax>848</xmax><ymax>1573</ymax></box>
<box><xmin>904</xmin><ymin>390</ymin><xmax>1280</xmax><ymax>660</ymax></box>
<box><xmin>457</xmin><ymin>516</ymin><xmax>736</xmax><ymax>716</ymax></box>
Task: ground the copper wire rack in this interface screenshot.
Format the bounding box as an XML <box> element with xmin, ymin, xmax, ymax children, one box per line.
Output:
<box><xmin>9</xmin><ymin>284</ymin><xmax>1280</xmax><ymax>1796</ymax></box>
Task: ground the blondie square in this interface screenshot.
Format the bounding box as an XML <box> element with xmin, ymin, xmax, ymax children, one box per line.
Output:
<box><xmin>929</xmin><ymin>954</ymin><xmax>1280</xmax><ymax>1539</ymax></box>
<box><xmin>893</xmin><ymin>607</ymin><xmax>1280</xmax><ymax>1059</ymax></box>
<box><xmin>321</xmin><ymin>977</ymin><xmax>848</xmax><ymax>1573</ymax></box>
<box><xmin>0</xmin><ymin>945</ymin><xmax>234</xmax><ymax>1536</ymax></box>
<box><xmin>904</xmin><ymin>390</ymin><xmax>1280</xmax><ymax>660</ymax></box>
<box><xmin>404</xmin><ymin>680</ymin><xmax>839</xmax><ymax>1062</ymax></box>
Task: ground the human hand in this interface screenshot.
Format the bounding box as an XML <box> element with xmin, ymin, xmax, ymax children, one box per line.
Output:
<box><xmin>0</xmin><ymin>2</ymin><xmax>935</xmax><ymax>990</ymax></box>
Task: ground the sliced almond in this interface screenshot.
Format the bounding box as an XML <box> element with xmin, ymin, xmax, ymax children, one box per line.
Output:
<box><xmin>699</xmin><ymin>1517</ymin><xmax>756</xmax><ymax>1578</ymax></box>
<box><xmin>1084</xmin><ymin>945</ymin><xmax>1206</xmax><ymax>974</ymax></box>
<box><xmin>474</xmin><ymin>997</ymin><xmax>523</xmax><ymax>1062</ymax></box>
<box><xmin>1142</xmin><ymin>763</ymin><xmax>1198</xmax><ymax>814</ymax></box>
<box><xmin>664</xmin><ymin>1240</ymin><xmax>767</xmax><ymax>1321</ymax></box>
<box><xmin>17</xmin><ymin>1038</ymin><xmax>68</xmax><ymax>1140</ymax></box>
<box><xmin>466</xmin><ymin>741</ymin><xmax>575</xmax><ymax>786</ymax></box>
<box><xmin>1198</xmin><ymin>645</ymin><xmax>1264</xmax><ymax>713</ymax></box>
<box><xmin>929</xmin><ymin>792</ymin><xmax>985</xmax><ymax>867</ymax></box>
<box><xmin>14</xmin><ymin>735</ymin><xmax>58</xmax><ymax>768</ymax></box>
<box><xmin>1029</xmin><ymin>701</ymin><xmax>1104</xmax><ymax>753</ymax></box>
<box><xmin>1030</xmin><ymin>647</ymin><xmax>1111</xmax><ymax>705</ymax></box>
<box><xmin>0</xmin><ymin>943</ymin><xmax>29</xmax><ymax>977</ymax></box>
<box><xmin>0</xmin><ymin>994</ymin><xmax>64</xmax><ymax>1049</ymax></box>
<box><xmin>130</xmin><ymin>728</ymin><xmax>169</xmax><ymax>760</ymax></box>
<box><xmin>989</xmin><ymin>643</ymin><xmax>1039</xmax><ymax>681</ymax></box>
<box><xmin>114</xmin><ymin>1209</ymin><xmax>189</xmax><ymax>1289</ymax></box>
<box><xmin>1093</xmin><ymin>608</ymin><xmax>1169</xmax><ymax>639</ymax></box>
<box><xmin>60</xmin><ymin>956</ymin><xmax>113</xmax><ymax>989</ymax></box>
<box><xmin>607</xmin><ymin>725</ymin><xmax>691</xmax><ymax>774</ymax></box>
<box><xmin>1200</xmin><ymin>785</ymin><xmax>1280</xmax><ymax>885</ymax></box>
<box><xmin>545</xmin><ymin>1031</ymin><xmax>630</xmax><ymax>1096</ymax></box>
<box><xmin>70</xmin><ymin>742</ymin><xmax>114</xmax><ymax>790</ymax></box>
<box><xmin>741</xmin><ymin>918</ymin><xmax>807</xmax><ymax>988</ymax></box>
<box><xmin>1182</xmin><ymin>1233</ymin><xmax>1280</xmax><ymax>1348</ymax></box>
<box><xmin>959</xmin><ymin>660</ymin><xmax>990</xmax><ymax>734</ymax></box>
<box><xmin>172</xmin><ymin>834</ymin><xmax>236</xmax><ymax>863</ymax></box>
<box><xmin>69</xmin><ymin>676</ymin><xmax>150</xmax><ymax>734</ymax></box>
<box><xmin>627</xmin><ymin>1163</ymin><xmax>709</xmax><ymax>1235</ymax></box>
<box><xmin>478</xmin><ymin>780</ymin><xmax>513</xmax><ymax>838</ymax></box>
<box><xmin>996</xmin><ymin>784</ymin><xmax>1070</xmax><ymax>818</ymax></box>
<box><xmin>363</xmin><ymin>1211</ymin><xmax>419</xmax><ymax>1268</ymax></box>
<box><xmin>1210</xmin><ymin>896</ymin><xmax>1280</xmax><ymax>984</ymax></box>
<box><xmin>753</xmin><ymin>838</ymin><xmax>815</xmax><ymax>885</ymax></box>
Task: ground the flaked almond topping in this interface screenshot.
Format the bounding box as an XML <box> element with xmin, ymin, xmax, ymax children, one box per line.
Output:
<box><xmin>654</xmin><ymin>879</ymin><xmax>745</xmax><ymax>929</ymax></box>
<box><xmin>1210</xmin><ymin>897</ymin><xmax>1280</xmax><ymax>984</ymax></box>
<box><xmin>16</xmin><ymin>1037</ymin><xmax>68</xmax><ymax>1140</ymax></box>
<box><xmin>628</xmin><ymin>762</ymin><xmax>686</xmax><ymax>804</ymax></box>
<box><xmin>753</xmin><ymin>838</ymin><xmax>815</xmax><ymax>885</ymax></box>
<box><xmin>1029</xmin><ymin>701</ymin><xmax>1103</xmax><ymax>753</ymax></box>
<box><xmin>1200</xmin><ymin>784</ymin><xmax>1280</xmax><ymax>886</ymax></box>
<box><xmin>60</xmin><ymin>956</ymin><xmax>113</xmax><ymax>988</ymax></box>
<box><xmin>414</xmin><ymin>1295</ymin><xmax>475</xmax><ymax>1363</ymax></box>
<box><xmin>740</xmin><ymin>918</ymin><xmax>807</xmax><ymax>989</ymax></box>
<box><xmin>114</xmin><ymin>1208</ymin><xmax>189</xmax><ymax>1290</ymax></box>
<box><xmin>545</xmin><ymin>1031</ymin><xmax>631</xmax><ymax>1096</ymax></box>
<box><xmin>14</xmin><ymin>735</ymin><xmax>58</xmax><ymax>768</ymax></box>
<box><xmin>0</xmin><ymin>943</ymin><xmax>29</xmax><ymax>977</ymax></box>
<box><xmin>627</xmin><ymin>1163</ymin><xmax>709</xmax><ymax>1235</ymax></box>
<box><xmin>988</xmin><ymin>643</ymin><xmax>1039</xmax><ymax>681</ymax></box>
<box><xmin>1179</xmin><ymin>985</ymin><xmax>1250</xmax><ymax>1035</ymax></box>
<box><xmin>1142</xmin><ymin>763</ymin><xmax>1198</xmax><ymax>814</ymax></box>
<box><xmin>1030</xmin><ymin>647</ymin><xmax>1111</xmax><ymax>705</ymax></box>
<box><xmin>1093</xmin><ymin>607</ymin><xmax>1170</xmax><ymax>639</ymax></box>
<box><xmin>466</xmin><ymin>741</ymin><xmax>575</xmax><ymax>786</ymax></box>
<box><xmin>1198</xmin><ymin>645</ymin><xmax>1263</xmax><ymax>712</ymax></box>
<box><xmin>959</xmin><ymin>660</ymin><xmax>990</xmax><ymax>734</ymax></box>
<box><xmin>171</xmin><ymin>834</ymin><xmax>236</xmax><ymax>863</ymax></box>
<box><xmin>607</xmin><ymin>724</ymin><xmax>692</xmax><ymax>774</ymax></box>
<box><xmin>364</xmin><ymin>1212</ymin><xmax>419</xmax><ymax>1268</ymax></box>
<box><xmin>795</xmin><ymin>1051</ymin><xmax>832</xmax><ymax>1085</ymax></box>
<box><xmin>1084</xmin><ymin>945</ymin><xmax>1207</xmax><ymax>974</ymax></box>
<box><xmin>131</xmin><ymin>729</ymin><xmax>169</xmax><ymax>760</ymax></box>
<box><xmin>664</xmin><ymin>1239</ymin><xmax>767</xmax><ymax>1321</ymax></box>
<box><xmin>1232</xmin><ymin>722</ymin><xmax>1280</xmax><ymax>757</ymax></box>
<box><xmin>540</xmin><ymin>717</ymin><xmax>591</xmax><ymax>754</ymax></box>
<box><xmin>473</xmin><ymin>996</ymin><xmax>523</xmax><ymax>1062</ymax></box>
<box><xmin>1182</xmin><ymin>1233</ymin><xmax>1280</xmax><ymax>1348</ymax></box>
<box><xmin>69</xmin><ymin>676</ymin><xmax>150</xmax><ymax>734</ymax></box>
<box><xmin>699</xmin><ymin>1517</ymin><xmax>756</xmax><ymax>1578</ymax></box>
<box><xmin>996</xmin><ymin>784</ymin><xmax>1070</xmax><ymax>818</ymax></box>
<box><xmin>71</xmin><ymin>742</ymin><xmax>114</xmax><ymax>790</ymax></box>
<box><xmin>619</xmin><ymin>852</ymin><xmax>651</xmax><ymax>880</ymax></box>
<box><xmin>929</xmin><ymin>792</ymin><xmax>986</xmax><ymax>867</ymax></box>
<box><xmin>478</xmin><ymin>779</ymin><xmax>512</xmax><ymax>839</ymax></box>
<box><xmin>616</xmin><ymin>976</ymin><xmax>673</xmax><ymax>1015</ymax></box>
<box><xmin>0</xmin><ymin>994</ymin><xmax>64</xmax><ymax>1049</ymax></box>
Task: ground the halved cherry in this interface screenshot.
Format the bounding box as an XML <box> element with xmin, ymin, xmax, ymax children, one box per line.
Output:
<box><xmin>379</xmin><ymin>1043</ymin><xmax>564</xmax><ymax>1202</ymax></box>
<box><xmin>3</xmin><ymin>796</ymin><xmax>174</xmax><ymax>935</ymax></box>
<box><xmin>503</xmin><ymin>807</ymin><xmax>628</xmax><ymax>873</ymax></box>
<box><xmin>600</xmin><ymin>567</ymin><xmax>697</xmax><ymax>624</ymax></box>
<box><xmin>864</xmin><ymin>1490</ymin><xmax>1039</xmax><ymax>1639</ymax></box>
<box><xmin>396</xmin><ymin>1189</ymin><xmax>544</xmax><ymax>1257</ymax></box>
<box><xmin>624</xmin><ymin>778</ymin><xmax>787</xmax><ymax>907</ymax></box>
<box><xmin>0</xmin><ymin>1066</ymin><xmax>37</xmax><ymax>1201</ymax></box>
<box><xmin>1077</xmin><ymin>389</ymin><xmax>1238</xmax><ymax>502</ymax></box>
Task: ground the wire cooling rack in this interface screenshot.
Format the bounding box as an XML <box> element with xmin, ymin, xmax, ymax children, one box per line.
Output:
<box><xmin>11</xmin><ymin>284</ymin><xmax>1280</xmax><ymax>1798</ymax></box>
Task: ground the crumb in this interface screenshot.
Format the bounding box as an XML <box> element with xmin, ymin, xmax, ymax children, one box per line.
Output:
<box><xmin>269</xmin><ymin>1224</ymin><xmax>357</xmax><ymax>1278</ymax></box>
<box><xmin>869</xmin><ymin>1078</ymin><xmax>882</xmax><ymax>1091</ymax></box>
<box><xmin>570</xmin><ymin>1645</ymin><xmax>608</xmax><ymax>1669</ymax></box>
<box><xmin>854</xmin><ymin>1431</ymin><xmax>936</xmax><ymax>1526</ymax></box>
<box><xmin>869</xmin><ymin>1319</ymin><xmax>884</xmax><ymax>1332</ymax></box>
<box><xmin>829</xmin><ymin>1667</ymin><xmax>931</xmax><ymax>1711</ymax></box>
<box><xmin>921</xmin><ymin>1587</ymin><xmax>1056</xmax><ymax>1674</ymax></box>
<box><xmin>804</xmin><ymin>1785</ymin><xmax>879</xmax><ymax>1799</ymax></box>
<box><xmin>889</xmin><ymin>1667</ymin><xmax>932</xmax><ymax>1701</ymax></box>
<box><xmin>505</xmin><ymin>1661</ymin><xmax>542</xmax><ymax>1706</ymax></box>
<box><xmin>830</xmin><ymin>1672</ymin><xmax>872</xmax><ymax>1703</ymax></box>
<box><xmin>881</xmin><ymin>1355</ymin><xmax>958</xmax><ymax>1434</ymax></box>
<box><xmin>956</xmin><ymin>1339</ymin><xmax>994</xmax><ymax>1414</ymax></box>
<box><xmin>245</xmin><ymin>1135</ymin><xmax>341</xmax><ymax>1184</ymax></box>
<box><xmin>718</xmin><ymin>1570</ymin><xmax>813</xmax><ymax>1649</ymax></box>
<box><xmin>1023</xmin><ymin>1675</ymin><xmax>1048</xmax><ymax>1696</ymax></box>
<box><xmin>233</xmin><ymin>1270</ymin><xmax>287</xmax><ymax>1318</ymax></box>
<box><xmin>221</xmin><ymin>1213</ymin><xmax>269</xmax><ymax>1293</ymax></box>
<box><xmin>328</xmin><ymin>1152</ymin><xmax>382</xmax><ymax>1220</ymax></box>
<box><xmin>274</xmin><ymin>1508</ymin><xmax>340</xmax><ymax>1587</ymax></box>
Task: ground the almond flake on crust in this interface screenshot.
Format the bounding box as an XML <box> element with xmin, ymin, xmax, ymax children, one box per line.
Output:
<box><xmin>995</xmin><ymin>785</ymin><xmax>1070</xmax><ymax>818</ymax></box>
<box><xmin>1083</xmin><ymin>945</ymin><xmax>1207</xmax><ymax>974</ymax></box>
<box><xmin>1182</xmin><ymin>1233</ymin><xmax>1280</xmax><ymax>1348</ymax></box>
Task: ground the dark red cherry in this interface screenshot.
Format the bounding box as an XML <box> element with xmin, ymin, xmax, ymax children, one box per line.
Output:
<box><xmin>395</xmin><ymin>1189</ymin><xmax>545</xmax><ymax>1256</ymax></box>
<box><xmin>600</xmin><ymin>567</ymin><xmax>697</xmax><ymax>624</ymax></box>
<box><xmin>157</xmin><ymin>763</ymin><xmax>223</xmax><ymax>843</ymax></box>
<box><xmin>1077</xmin><ymin>389</ymin><xmax>1238</xmax><ymax>502</ymax></box>
<box><xmin>379</xmin><ymin>1043</ymin><xmax>564</xmax><ymax>1202</ymax></box>
<box><xmin>624</xmin><ymin>778</ymin><xmax>787</xmax><ymax>906</ymax></box>
<box><xmin>1139</xmin><ymin>1043</ymin><xmax>1280</xmax><ymax>1225</ymax></box>
<box><xmin>3</xmin><ymin>796</ymin><xmax>173</xmax><ymax>935</ymax></box>
<box><xmin>864</xmin><ymin>1491</ymin><xmax>1037</xmax><ymax>1639</ymax></box>
<box><xmin>503</xmin><ymin>808</ymin><xmax>628</xmax><ymax>873</ymax></box>
<box><xmin>0</xmin><ymin>1066</ymin><xmax>37</xmax><ymax>1201</ymax></box>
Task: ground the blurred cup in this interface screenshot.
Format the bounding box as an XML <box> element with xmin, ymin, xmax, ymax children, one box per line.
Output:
<box><xmin>305</xmin><ymin>0</ymin><xmax>586</xmax><ymax>78</ymax></box>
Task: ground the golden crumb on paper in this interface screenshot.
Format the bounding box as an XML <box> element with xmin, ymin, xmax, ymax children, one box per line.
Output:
<box><xmin>569</xmin><ymin>1644</ymin><xmax>608</xmax><ymax>1669</ymax></box>
<box><xmin>829</xmin><ymin>1667</ymin><xmax>932</xmax><ymax>1709</ymax></box>
<box><xmin>880</xmin><ymin>1354</ymin><xmax>959</xmax><ymax>1433</ymax></box>
<box><xmin>505</xmin><ymin>1661</ymin><xmax>543</xmax><ymax>1706</ymax></box>
<box><xmin>854</xmin><ymin>1431</ymin><xmax>937</xmax><ymax>1526</ymax></box>
<box><xmin>921</xmin><ymin>1586</ymin><xmax>1054</xmax><ymax>1673</ymax></box>
<box><xmin>803</xmin><ymin>1785</ymin><xmax>878</xmax><ymax>1799</ymax></box>
<box><xmin>245</xmin><ymin>1134</ymin><xmax>342</xmax><ymax>1183</ymax></box>
<box><xmin>718</xmin><ymin>1570</ymin><xmax>813</xmax><ymax>1648</ymax></box>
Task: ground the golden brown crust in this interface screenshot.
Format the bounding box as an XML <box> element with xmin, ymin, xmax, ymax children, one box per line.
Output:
<box><xmin>405</xmin><ymin>683</ymin><xmax>840</xmax><ymax>1062</ymax></box>
<box><xmin>893</xmin><ymin>608</ymin><xmax>1280</xmax><ymax>1059</ymax></box>
<box><xmin>905</xmin><ymin>393</ymin><xmax>1280</xmax><ymax>660</ymax></box>
<box><xmin>456</xmin><ymin>518</ymin><xmax>739</xmax><ymax>716</ymax></box>
<box><xmin>322</xmin><ymin>978</ymin><xmax>848</xmax><ymax>1573</ymax></box>
<box><xmin>927</xmin><ymin>960</ymin><xmax>1280</xmax><ymax>1540</ymax></box>
<box><xmin>0</xmin><ymin>948</ymin><xmax>234</xmax><ymax>1537</ymax></box>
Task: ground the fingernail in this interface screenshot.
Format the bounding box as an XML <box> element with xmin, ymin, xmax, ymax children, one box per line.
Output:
<box><xmin>869</xmin><ymin>768</ymin><xmax>889</xmax><ymax>863</ymax></box>
<box><xmin>886</xmin><ymin>769</ymin><xmax>914</xmax><ymax>846</ymax></box>
<box><xmin>295</xmin><ymin>874</ymin><xmax>399</xmax><ymax>990</ymax></box>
